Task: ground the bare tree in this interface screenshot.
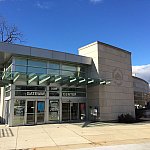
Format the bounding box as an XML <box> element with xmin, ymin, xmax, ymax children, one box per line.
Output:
<box><xmin>0</xmin><ymin>16</ymin><xmax>23</xmax><ymax>43</ymax></box>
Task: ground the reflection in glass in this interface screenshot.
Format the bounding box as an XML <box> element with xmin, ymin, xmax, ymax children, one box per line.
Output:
<box><xmin>15</xmin><ymin>65</ymin><xmax>27</xmax><ymax>73</ymax></box>
<box><xmin>27</xmin><ymin>101</ymin><xmax>35</xmax><ymax>124</ymax></box>
<box><xmin>62</xmin><ymin>103</ymin><xmax>70</xmax><ymax>121</ymax></box>
<box><xmin>62</xmin><ymin>65</ymin><xmax>76</xmax><ymax>71</ymax></box>
<box><xmin>62</xmin><ymin>70</ymin><xmax>77</xmax><ymax>77</ymax></box>
<box><xmin>49</xmin><ymin>63</ymin><xmax>60</xmax><ymax>69</ymax></box>
<box><xmin>15</xmin><ymin>58</ymin><xmax>27</xmax><ymax>66</ymax></box>
<box><xmin>62</xmin><ymin>65</ymin><xmax>77</xmax><ymax>77</ymax></box>
<box><xmin>79</xmin><ymin>103</ymin><xmax>86</xmax><ymax>120</ymax></box>
<box><xmin>37</xmin><ymin>101</ymin><xmax>45</xmax><ymax>123</ymax></box>
<box><xmin>71</xmin><ymin>103</ymin><xmax>78</xmax><ymax>120</ymax></box>
<box><xmin>28</xmin><ymin>60</ymin><xmax>47</xmax><ymax>68</ymax></box>
<box><xmin>13</xmin><ymin>100</ymin><xmax>25</xmax><ymax>126</ymax></box>
<box><xmin>28</xmin><ymin>67</ymin><xmax>46</xmax><ymax>74</ymax></box>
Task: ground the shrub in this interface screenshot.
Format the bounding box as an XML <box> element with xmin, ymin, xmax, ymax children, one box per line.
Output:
<box><xmin>118</xmin><ymin>113</ymin><xmax>135</xmax><ymax>123</ymax></box>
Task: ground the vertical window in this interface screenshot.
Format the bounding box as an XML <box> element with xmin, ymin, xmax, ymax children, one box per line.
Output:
<box><xmin>62</xmin><ymin>64</ymin><xmax>77</xmax><ymax>77</ymax></box>
<box><xmin>48</xmin><ymin>63</ymin><xmax>60</xmax><ymax>75</ymax></box>
<box><xmin>13</xmin><ymin>100</ymin><xmax>25</xmax><ymax>126</ymax></box>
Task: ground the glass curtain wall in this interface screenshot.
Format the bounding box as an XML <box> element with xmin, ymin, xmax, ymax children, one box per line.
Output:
<box><xmin>14</xmin><ymin>57</ymin><xmax>86</xmax><ymax>77</ymax></box>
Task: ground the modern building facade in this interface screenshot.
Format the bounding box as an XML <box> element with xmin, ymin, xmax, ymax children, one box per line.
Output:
<box><xmin>133</xmin><ymin>76</ymin><xmax>149</xmax><ymax>108</ymax></box>
<box><xmin>0</xmin><ymin>41</ymin><xmax>146</xmax><ymax>126</ymax></box>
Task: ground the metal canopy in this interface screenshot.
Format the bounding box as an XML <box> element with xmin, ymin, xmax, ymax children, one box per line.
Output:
<box><xmin>0</xmin><ymin>71</ymin><xmax>111</xmax><ymax>87</ymax></box>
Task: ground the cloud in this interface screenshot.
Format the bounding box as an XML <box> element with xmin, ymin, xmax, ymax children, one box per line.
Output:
<box><xmin>35</xmin><ymin>1</ymin><xmax>50</xmax><ymax>9</ymax></box>
<box><xmin>132</xmin><ymin>64</ymin><xmax>150</xmax><ymax>83</ymax></box>
<box><xmin>90</xmin><ymin>0</ymin><xmax>103</xmax><ymax>3</ymax></box>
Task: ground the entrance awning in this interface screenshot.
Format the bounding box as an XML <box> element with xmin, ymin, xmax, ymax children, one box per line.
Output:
<box><xmin>0</xmin><ymin>71</ymin><xmax>111</xmax><ymax>87</ymax></box>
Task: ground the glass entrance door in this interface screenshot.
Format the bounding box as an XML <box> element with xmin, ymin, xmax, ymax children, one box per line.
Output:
<box><xmin>27</xmin><ymin>101</ymin><xmax>35</xmax><ymax>124</ymax></box>
<box><xmin>37</xmin><ymin>101</ymin><xmax>45</xmax><ymax>123</ymax></box>
<box><xmin>62</xmin><ymin>102</ymin><xmax>86</xmax><ymax>121</ymax></box>
<box><xmin>62</xmin><ymin>103</ymin><xmax>70</xmax><ymax>121</ymax></box>
<box><xmin>26</xmin><ymin>100</ymin><xmax>45</xmax><ymax>125</ymax></box>
<box><xmin>71</xmin><ymin>103</ymin><xmax>78</xmax><ymax>120</ymax></box>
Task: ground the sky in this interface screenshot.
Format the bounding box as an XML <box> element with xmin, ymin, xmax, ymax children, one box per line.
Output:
<box><xmin>0</xmin><ymin>0</ymin><xmax>150</xmax><ymax>82</ymax></box>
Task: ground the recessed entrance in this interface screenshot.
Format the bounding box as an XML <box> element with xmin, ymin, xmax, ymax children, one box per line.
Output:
<box><xmin>62</xmin><ymin>102</ymin><xmax>86</xmax><ymax>122</ymax></box>
<box><xmin>26</xmin><ymin>100</ymin><xmax>45</xmax><ymax>125</ymax></box>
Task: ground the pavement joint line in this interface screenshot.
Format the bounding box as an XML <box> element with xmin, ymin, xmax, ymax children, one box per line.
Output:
<box><xmin>62</xmin><ymin>124</ymin><xmax>94</xmax><ymax>145</ymax></box>
<box><xmin>41</xmin><ymin>125</ymin><xmax>60</xmax><ymax>149</ymax></box>
<box><xmin>15</xmin><ymin>127</ymin><xmax>19</xmax><ymax>149</ymax></box>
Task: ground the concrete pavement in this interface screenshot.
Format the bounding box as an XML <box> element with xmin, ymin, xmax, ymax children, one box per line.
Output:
<box><xmin>75</xmin><ymin>143</ymin><xmax>150</xmax><ymax>150</ymax></box>
<box><xmin>0</xmin><ymin>121</ymin><xmax>150</xmax><ymax>150</ymax></box>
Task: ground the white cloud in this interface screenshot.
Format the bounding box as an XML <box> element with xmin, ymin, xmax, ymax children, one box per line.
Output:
<box><xmin>90</xmin><ymin>0</ymin><xmax>103</xmax><ymax>3</ymax></box>
<box><xmin>35</xmin><ymin>1</ymin><xmax>50</xmax><ymax>9</ymax></box>
<box><xmin>132</xmin><ymin>64</ymin><xmax>150</xmax><ymax>83</ymax></box>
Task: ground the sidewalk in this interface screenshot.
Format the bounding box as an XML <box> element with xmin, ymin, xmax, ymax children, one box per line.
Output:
<box><xmin>0</xmin><ymin>121</ymin><xmax>150</xmax><ymax>150</ymax></box>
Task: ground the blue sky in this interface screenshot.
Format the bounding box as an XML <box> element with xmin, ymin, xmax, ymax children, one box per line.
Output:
<box><xmin>0</xmin><ymin>0</ymin><xmax>150</xmax><ymax>67</ymax></box>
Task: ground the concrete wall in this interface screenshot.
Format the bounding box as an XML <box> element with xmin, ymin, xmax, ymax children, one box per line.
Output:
<box><xmin>79</xmin><ymin>41</ymin><xmax>135</xmax><ymax>121</ymax></box>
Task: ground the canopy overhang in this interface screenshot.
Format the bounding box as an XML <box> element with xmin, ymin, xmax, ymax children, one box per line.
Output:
<box><xmin>1</xmin><ymin>71</ymin><xmax>111</xmax><ymax>87</ymax></box>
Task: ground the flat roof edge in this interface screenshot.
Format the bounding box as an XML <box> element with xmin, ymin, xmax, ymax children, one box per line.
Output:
<box><xmin>0</xmin><ymin>42</ymin><xmax>92</xmax><ymax>65</ymax></box>
<box><xmin>78</xmin><ymin>41</ymin><xmax>131</xmax><ymax>54</ymax></box>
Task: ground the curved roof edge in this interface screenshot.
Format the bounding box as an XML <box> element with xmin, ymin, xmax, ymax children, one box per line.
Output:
<box><xmin>132</xmin><ymin>76</ymin><xmax>149</xmax><ymax>85</ymax></box>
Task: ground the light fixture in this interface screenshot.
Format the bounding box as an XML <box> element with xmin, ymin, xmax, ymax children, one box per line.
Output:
<box><xmin>55</xmin><ymin>76</ymin><xmax>62</xmax><ymax>82</ymax></box>
<box><xmin>106</xmin><ymin>81</ymin><xmax>111</xmax><ymax>85</ymax></box>
<box><xmin>70</xmin><ymin>78</ymin><xmax>76</xmax><ymax>83</ymax></box>
<box><xmin>39</xmin><ymin>76</ymin><xmax>50</xmax><ymax>84</ymax></box>
<box><xmin>88</xmin><ymin>79</ymin><xmax>94</xmax><ymax>84</ymax></box>
<box><xmin>100</xmin><ymin>81</ymin><xmax>106</xmax><ymax>84</ymax></box>
<box><xmin>28</xmin><ymin>75</ymin><xmax>37</xmax><ymax>83</ymax></box>
<box><xmin>79</xmin><ymin>78</ymin><xmax>86</xmax><ymax>83</ymax></box>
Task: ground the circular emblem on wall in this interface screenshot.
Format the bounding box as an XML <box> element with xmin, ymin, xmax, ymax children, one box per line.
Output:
<box><xmin>113</xmin><ymin>68</ymin><xmax>123</xmax><ymax>86</ymax></box>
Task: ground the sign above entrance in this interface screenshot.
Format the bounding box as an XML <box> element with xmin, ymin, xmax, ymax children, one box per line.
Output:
<box><xmin>26</xmin><ymin>91</ymin><xmax>46</xmax><ymax>96</ymax></box>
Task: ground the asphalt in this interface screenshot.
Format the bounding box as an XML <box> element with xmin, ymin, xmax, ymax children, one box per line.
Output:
<box><xmin>0</xmin><ymin>121</ymin><xmax>150</xmax><ymax>150</ymax></box>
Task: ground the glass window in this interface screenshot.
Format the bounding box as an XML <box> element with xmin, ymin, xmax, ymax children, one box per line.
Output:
<box><xmin>62</xmin><ymin>65</ymin><xmax>76</xmax><ymax>71</ymax></box>
<box><xmin>62</xmin><ymin>70</ymin><xmax>77</xmax><ymax>77</ymax></box>
<box><xmin>15</xmin><ymin>65</ymin><xmax>27</xmax><ymax>73</ymax></box>
<box><xmin>28</xmin><ymin>67</ymin><xmax>46</xmax><ymax>74</ymax></box>
<box><xmin>49</xmin><ymin>63</ymin><xmax>60</xmax><ymax>69</ymax></box>
<box><xmin>48</xmin><ymin>63</ymin><xmax>60</xmax><ymax>75</ymax></box>
<box><xmin>28</xmin><ymin>60</ymin><xmax>46</xmax><ymax>68</ymax></box>
<box><xmin>15</xmin><ymin>58</ymin><xmax>27</xmax><ymax>66</ymax></box>
<box><xmin>48</xmin><ymin>69</ymin><xmax>60</xmax><ymax>75</ymax></box>
<box><xmin>62</xmin><ymin>65</ymin><xmax>77</xmax><ymax>77</ymax></box>
<box><xmin>13</xmin><ymin>100</ymin><xmax>25</xmax><ymax>126</ymax></box>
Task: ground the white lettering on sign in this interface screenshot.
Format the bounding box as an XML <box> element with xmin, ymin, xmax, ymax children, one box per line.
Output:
<box><xmin>50</xmin><ymin>87</ymin><xmax>59</xmax><ymax>91</ymax></box>
<box><xmin>62</xmin><ymin>92</ymin><xmax>76</xmax><ymax>97</ymax></box>
<box><xmin>26</xmin><ymin>91</ymin><xmax>45</xmax><ymax>96</ymax></box>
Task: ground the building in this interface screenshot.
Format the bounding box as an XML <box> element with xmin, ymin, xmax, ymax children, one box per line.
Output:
<box><xmin>0</xmin><ymin>41</ymin><xmax>146</xmax><ymax>126</ymax></box>
<box><xmin>133</xmin><ymin>76</ymin><xmax>149</xmax><ymax>109</ymax></box>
